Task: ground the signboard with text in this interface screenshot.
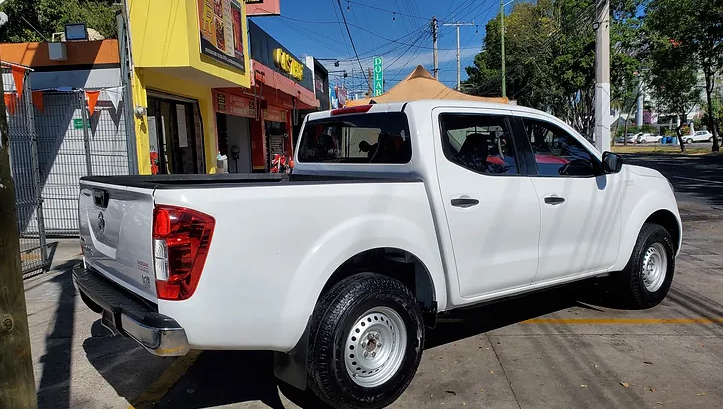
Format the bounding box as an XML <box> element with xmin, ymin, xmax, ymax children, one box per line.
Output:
<box><xmin>198</xmin><ymin>0</ymin><xmax>245</xmax><ymax>72</ymax></box>
<box><xmin>213</xmin><ymin>90</ymin><xmax>255</xmax><ymax>118</ymax></box>
<box><xmin>263</xmin><ymin>106</ymin><xmax>287</xmax><ymax>123</ymax></box>
<box><xmin>245</xmin><ymin>0</ymin><xmax>281</xmax><ymax>16</ymax></box>
<box><xmin>373</xmin><ymin>57</ymin><xmax>383</xmax><ymax>97</ymax></box>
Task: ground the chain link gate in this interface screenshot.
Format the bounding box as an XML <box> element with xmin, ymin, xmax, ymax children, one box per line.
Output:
<box><xmin>4</xmin><ymin>65</ymin><xmax>50</xmax><ymax>277</ymax></box>
<box><xmin>35</xmin><ymin>88</ymin><xmax>131</xmax><ymax>236</ymax></box>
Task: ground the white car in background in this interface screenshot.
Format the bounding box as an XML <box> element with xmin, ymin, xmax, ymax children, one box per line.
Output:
<box><xmin>684</xmin><ymin>130</ymin><xmax>714</xmax><ymax>143</ymax></box>
<box><xmin>637</xmin><ymin>133</ymin><xmax>662</xmax><ymax>144</ymax></box>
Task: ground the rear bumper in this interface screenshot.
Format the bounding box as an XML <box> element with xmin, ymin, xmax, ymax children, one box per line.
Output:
<box><xmin>72</xmin><ymin>263</ymin><xmax>189</xmax><ymax>356</ymax></box>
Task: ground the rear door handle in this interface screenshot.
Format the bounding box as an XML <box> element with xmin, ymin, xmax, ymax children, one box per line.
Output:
<box><xmin>451</xmin><ymin>197</ymin><xmax>479</xmax><ymax>208</ymax></box>
<box><xmin>544</xmin><ymin>196</ymin><xmax>565</xmax><ymax>205</ymax></box>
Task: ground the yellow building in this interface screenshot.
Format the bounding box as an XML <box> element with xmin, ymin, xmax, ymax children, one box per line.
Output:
<box><xmin>128</xmin><ymin>0</ymin><xmax>251</xmax><ymax>174</ymax></box>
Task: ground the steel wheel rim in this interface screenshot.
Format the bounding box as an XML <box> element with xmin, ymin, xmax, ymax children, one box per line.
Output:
<box><xmin>642</xmin><ymin>242</ymin><xmax>667</xmax><ymax>292</ymax></box>
<box><xmin>344</xmin><ymin>306</ymin><xmax>407</xmax><ymax>388</ymax></box>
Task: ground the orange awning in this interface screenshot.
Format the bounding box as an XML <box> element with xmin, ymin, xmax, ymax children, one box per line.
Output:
<box><xmin>346</xmin><ymin>65</ymin><xmax>508</xmax><ymax>106</ymax></box>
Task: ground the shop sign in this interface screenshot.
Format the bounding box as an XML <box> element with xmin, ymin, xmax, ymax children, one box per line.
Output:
<box><xmin>273</xmin><ymin>48</ymin><xmax>304</xmax><ymax>81</ymax></box>
<box><xmin>336</xmin><ymin>86</ymin><xmax>348</xmax><ymax>107</ymax></box>
<box><xmin>263</xmin><ymin>107</ymin><xmax>287</xmax><ymax>123</ymax></box>
<box><xmin>197</xmin><ymin>0</ymin><xmax>245</xmax><ymax>72</ymax></box>
<box><xmin>214</xmin><ymin>90</ymin><xmax>255</xmax><ymax>118</ymax></box>
<box><xmin>245</xmin><ymin>0</ymin><xmax>281</xmax><ymax>16</ymax></box>
<box><xmin>373</xmin><ymin>57</ymin><xmax>383</xmax><ymax>97</ymax></box>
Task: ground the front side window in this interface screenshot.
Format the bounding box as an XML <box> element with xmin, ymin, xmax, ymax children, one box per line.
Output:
<box><xmin>522</xmin><ymin>118</ymin><xmax>599</xmax><ymax>177</ymax></box>
<box><xmin>298</xmin><ymin>112</ymin><xmax>411</xmax><ymax>164</ymax></box>
<box><xmin>440</xmin><ymin>113</ymin><xmax>519</xmax><ymax>175</ymax></box>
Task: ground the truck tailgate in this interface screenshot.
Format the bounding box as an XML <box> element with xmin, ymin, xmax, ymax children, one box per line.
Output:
<box><xmin>79</xmin><ymin>179</ymin><xmax>156</xmax><ymax>301</ymax></box>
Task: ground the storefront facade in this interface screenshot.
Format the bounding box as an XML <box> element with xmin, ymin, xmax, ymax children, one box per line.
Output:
<box><xmin>128</xmin><ymin>0</ymin><xmax>252</xmax><ymax>174</ymax></box>
<box><xmin>211</xmin><ymin>20</ymin><xmax>318</xmax><ymax>173</ymax></box>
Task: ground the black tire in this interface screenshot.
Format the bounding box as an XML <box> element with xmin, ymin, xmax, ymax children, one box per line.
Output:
<box><xmin>709</xmin><ymin>137</ymin><xmax>714</xmax><ymax>142</ymax></box>
<box><xmin>617</xmin><ymin>223</ymin><xmax>675</xmax><ymax>309</ymax></box>
<box><xmin>686</xmin><ymin>138</ymin><xmax>694</xmax><ymax>144</ymax></box>
<box><xmin>307</xmin><ymin>273</ymin><xmax>424</xmax><ymax>409</ymax></box>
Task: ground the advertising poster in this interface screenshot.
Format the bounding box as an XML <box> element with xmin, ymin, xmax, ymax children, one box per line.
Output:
<box><xmin>213</xmin><ymin>90</ymin><xmax>256</xmax><ymax>118</ymax></box>
<box><xmin>245</xmin><ymin>0</ymin><xmax>281</xmax><ymax>16</ymax></box>
<box><xmin>198</xmin><ymin>0</ymin><xmax>245</xmax><ymax>72</ymax></box>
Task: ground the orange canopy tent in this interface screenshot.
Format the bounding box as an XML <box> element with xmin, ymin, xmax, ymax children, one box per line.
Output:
<box><xmin>346</xmin><ymin>65</ymin><xmax>509</xmax><ymax>107</ymax></box>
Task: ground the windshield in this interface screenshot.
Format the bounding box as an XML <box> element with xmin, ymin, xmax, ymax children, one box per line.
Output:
<box><xmin>298</xmin><ymin>112</ymin><xmax>411</xmax><ymax>164</ymax></box>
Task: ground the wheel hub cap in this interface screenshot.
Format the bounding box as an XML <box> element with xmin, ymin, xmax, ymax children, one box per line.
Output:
<box><xmin>344</xmin><ymin>306</ymin><xmax>407</xmax><ymax>388</ymax></box>
<box><xmin>642</xmin><ymin>242</ymin><xmax>667</xmax><ymax>292</ymax></box>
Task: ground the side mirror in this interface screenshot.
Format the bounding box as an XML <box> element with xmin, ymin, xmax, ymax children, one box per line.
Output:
<box><xmin>602</xmin><ymin>151</ymin><xmax>623</xmax><ymax>174</ymax></box>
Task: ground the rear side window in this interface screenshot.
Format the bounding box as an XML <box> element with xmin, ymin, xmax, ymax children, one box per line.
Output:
<box><xmin>298</xmin><ymin>112</ymin><xmax>411</xmax><ymax>164</ymax></box>
<box><xmin>439</xmin><ymin>113</ymin><xmax>519</xmax><ymax>175</ymax></box>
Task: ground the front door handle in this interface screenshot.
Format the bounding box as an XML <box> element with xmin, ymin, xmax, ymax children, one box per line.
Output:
<box><xmin>544</xmin><ymin>196</ymin><xmax>565</xmax><ymax>205</ymax></box>
<box><xmin>451</xmin><ymin>197</ymin><xmax>479</xmax><ymax>208</ymax></box>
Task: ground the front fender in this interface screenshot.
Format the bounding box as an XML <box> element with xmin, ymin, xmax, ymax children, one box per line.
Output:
<box><xmin>611</xmin><ymin>188</ymin><xmax>681</xmax><ymax>271</ymax></box>
<box><xmin>277</xmin><ymin>213</ymin><xmax>447</xmax><ymax>350</ymax></box>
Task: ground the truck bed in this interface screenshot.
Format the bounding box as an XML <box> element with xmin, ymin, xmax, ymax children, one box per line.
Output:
<box><xmin>81</xmin><ymin>173</ymin><xmax>420</xmax><ymax>189</ymax></box>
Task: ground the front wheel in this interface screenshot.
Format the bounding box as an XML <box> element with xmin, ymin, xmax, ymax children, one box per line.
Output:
<box><xmin>307</xmin><ymin>273</ymin><xmax>424</xmax><ymax>409</ymax></box>
<box><xmin>616</xmin><ymin>223</ymin><xmax>675</xmax><ymax>309</ymax></box>
<box><xmin>686</xmin><ymin>138</ymin><xmax>694</xmax><ymax>144</ymax></box>
<box><xmin>709</xmin><ymin>137</ymin><xmax>714</xmax><ymax>142</ymax></box>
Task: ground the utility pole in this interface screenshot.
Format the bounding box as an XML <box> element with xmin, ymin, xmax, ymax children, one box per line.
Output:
<box><xmin>594</xmin><ymin>0</ymin><xmax>611</xmax><ymax>153</ymax></box>
<box><xmin>432</xmin><ymin>16</ymin><xmax>439</xmax><ymax>79</ymax></box>
<box><xmin>0</xmin><ymin>56</ymin><xmax>39</xmax><ymax>409</ymax></box>
<box><xmin>443</xmin><ymin>20</ymin><xmax>474</xmax><ymax>90</ymax></box>
<box><xmin>367</xmin><ymin>67</ymin><xmax>373</xmax><ymax>97</ymax></box>
<box><xmin>500</xmin><ymin>0</ymin><xmax>506</xmax><ymax>98</ymax></box>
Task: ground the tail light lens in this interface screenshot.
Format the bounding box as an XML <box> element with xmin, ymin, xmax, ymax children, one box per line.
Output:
<box><xmin>152</xmin><ymin>205</ymin><xmax>215</xmax><ymax>300</ymax></box>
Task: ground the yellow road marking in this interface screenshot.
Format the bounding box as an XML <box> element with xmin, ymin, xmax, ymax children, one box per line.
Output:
<box><xmin>126</xmin><ymin>349</ymin><xmax>201</xmax><ymax>409</ymax></box>
<box><xmin>522</xmin><ymin>317</ymin><xmax>723</xmax><ymax>324</ymax></box>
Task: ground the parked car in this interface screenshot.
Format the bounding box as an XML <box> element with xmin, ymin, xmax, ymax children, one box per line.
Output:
<box><xmin>617</xmin><ymin>133</ymin><xmax>638</xmax><ymax>144</ymax></box>
<box><xmin>73</xmin><ymin>100</ymin><xmax>682</xmax><ymax>409</ymax></box>
<box><xmin>637</xmin><ymin>133</ymin><xmax>662</xmax><ymax>144</ymax></box>
<box><xmin>684</xmin><ymin>130</ymin><xmax>715</xmax><ymax>144</ymax></box>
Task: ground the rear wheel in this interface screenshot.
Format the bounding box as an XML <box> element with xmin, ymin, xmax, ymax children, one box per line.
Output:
<box><xmin>617</xmin><ymin>223</ymin><xmax>675</xmax><ymax>309</ymax></box>
<box><xmin>307</xmin><ymin>273</ymin><xmax>424</xmax><ymax>409</ymax></box>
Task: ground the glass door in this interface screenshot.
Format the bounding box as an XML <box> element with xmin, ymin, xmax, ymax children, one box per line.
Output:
<box><xmin>147</xmin><ymin>96</ymin><xmax>202</xmax><ymax>174</ymax></box>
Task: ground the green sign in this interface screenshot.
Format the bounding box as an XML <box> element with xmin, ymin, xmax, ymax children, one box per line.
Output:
<box><xmin>73</xmin><ymin>118</ymin><xmax>85</xmax><ymax>130</ymax></box>
<box><xmin>373</xmin><ymin>57</ymin><xmax>383</xmax><ymax>97</ymax></box>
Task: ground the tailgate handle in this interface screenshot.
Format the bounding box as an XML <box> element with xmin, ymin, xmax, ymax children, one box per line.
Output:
<box><xmin>93</xmin><ymin>189</ymin><xmax>110</xmax><ymax>208</ymax></box>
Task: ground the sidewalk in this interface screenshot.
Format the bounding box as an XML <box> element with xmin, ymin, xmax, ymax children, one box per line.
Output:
<box><xmin>24</xmin><ymin>238</ymin><xmax>174</xmax><ymax>409</ymax></box>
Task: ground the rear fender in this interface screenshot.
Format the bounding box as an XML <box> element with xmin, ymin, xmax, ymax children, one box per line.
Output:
<box><xmin>277</xmin><ymin>214</ymin><xmax>447</xmax><ymax>348</ymax></box>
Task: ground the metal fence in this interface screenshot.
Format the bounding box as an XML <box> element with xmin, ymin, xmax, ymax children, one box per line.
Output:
<box><xmin>35</xmin><ymin>88</ymin><xmax>130</xmax><ymax>236</ymax></box>
<box><xmin>4</xmin><ymin>66</ymin><xmax>50</xmax><ymax>276</ymax></box>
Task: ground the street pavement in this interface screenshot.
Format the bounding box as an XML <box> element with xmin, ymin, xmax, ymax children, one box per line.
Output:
<box><xmin>24</xmin><ymin>153</ymin><xmax>723</xmax><ymax>409</ymax></box>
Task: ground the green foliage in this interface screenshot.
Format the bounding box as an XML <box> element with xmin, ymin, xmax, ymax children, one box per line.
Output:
<box><xmin>462</xmin><ymin>0</ymin><xmax>645</xmax><ymax>139</ymax></box>
<box><xmin>0</xmin><ymin>0</ymin><xmax>119</xmax><ymax>43</ymax></box>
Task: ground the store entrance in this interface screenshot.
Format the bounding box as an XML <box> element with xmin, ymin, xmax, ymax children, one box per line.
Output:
<box><xmin>147</xmin><ymin>96</ymin><xmax>204</xmax><ymax>174</ymax></box>
<box><xmin>217</xmin><ymin>113</ymin><xmax>252</xmax><ymax>173</ymax></box>
<box><xmin>265</xmin><ymin>120</ymin><xmax>288</xmax><ymax>170</ymax></box>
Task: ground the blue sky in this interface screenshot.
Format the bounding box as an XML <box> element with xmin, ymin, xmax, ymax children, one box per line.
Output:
<box><xmin>250</xmin><ymin>0</ymin><xmax>506</xmax><ymax>95</ymax></box>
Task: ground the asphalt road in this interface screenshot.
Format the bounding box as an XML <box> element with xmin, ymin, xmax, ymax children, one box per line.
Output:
<box><xmin>24</xmin><ymin>153</ymin><xmax>723</xmax><ymax>409</ymax></box>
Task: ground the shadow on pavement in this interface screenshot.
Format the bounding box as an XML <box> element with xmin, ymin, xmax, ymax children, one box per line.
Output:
<box><xmin>36</xmin><ymin>270</ymin><xmax>76</xmax><ymax>409</ymax></box>
<box><xmin>151</xmin><ymin>280</ymin><xmax>619</xmax><ymax>409</ymax></box>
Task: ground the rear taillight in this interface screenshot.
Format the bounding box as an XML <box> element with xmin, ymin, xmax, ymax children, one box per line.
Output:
<box><xmin>152</xmin><ymin>205</ymin><xmax>215</xmax><ymax>301</ymax></box>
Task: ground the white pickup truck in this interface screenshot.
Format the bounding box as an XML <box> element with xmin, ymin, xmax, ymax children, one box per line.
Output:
<box><xmin>73</xmin><ymin>100</ymin><xmax>681</xmax><ymax>409</ymax></box>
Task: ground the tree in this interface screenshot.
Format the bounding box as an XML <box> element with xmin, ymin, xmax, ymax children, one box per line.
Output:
<box><xmin>648</xmin><ymin>41</ymin><xmax>700</xmax><ymax>153</ymax></box>
<box><xmin>0</xmin><ymin>0</ymin><xmax>119</xmax><ymax>43</ymax></box>
<box><xmin>462</xmin><ymin>0</ymin><xmax>645</xmax><ymax>141</ymax></box>
<box><xmin>646</xmin><ymin>0</ymin><xmax>723</xmax><ymax>151</ymax></box>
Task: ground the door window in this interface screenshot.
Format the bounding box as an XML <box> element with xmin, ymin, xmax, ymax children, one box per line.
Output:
<box><xmin>440</xmin><ymin>113</ymin><xmax>519</xmax><ymax>175</ymax></box>
<box><xmin>521</xmin><ymin>118</ymin><xmax>599</xmax><ymax>177</ymax></box>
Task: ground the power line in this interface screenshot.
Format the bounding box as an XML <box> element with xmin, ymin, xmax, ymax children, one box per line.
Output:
<box><xmin>334</xmin><ymin>0</ymin><xmax>371</xmax><ymax>90</ymax></box>
<box><xmin>344</xmin><ymin>0</ymin><xmax>429</xmax><ymax>20</ymax></box>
